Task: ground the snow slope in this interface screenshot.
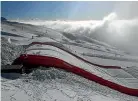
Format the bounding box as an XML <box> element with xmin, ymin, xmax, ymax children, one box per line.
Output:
<box><xmin>1</xmin><ymin>20</ymin><xmax>138</xmax><ymax>101</ymax></box>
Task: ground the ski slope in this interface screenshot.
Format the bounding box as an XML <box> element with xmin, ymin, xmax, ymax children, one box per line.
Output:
<box><xmin>1</xmin><ymin>20</ymin><xmax>138</xmax><ymax>101</ymax></box>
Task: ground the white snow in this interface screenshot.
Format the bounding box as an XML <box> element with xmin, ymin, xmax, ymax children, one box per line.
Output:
<box><xmin>1</xmin><ymin>20</ymin><xmax>138</xmax><ymax>101</ymax></box>
<box><xmin>7</xmin><ymin>37</ymin><xmax>11</xmax><ymax>44</ymax></box>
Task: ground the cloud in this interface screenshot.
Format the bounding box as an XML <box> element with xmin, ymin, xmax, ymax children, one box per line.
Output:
<box><xmin>114</xmin><ymin>1</ymin><xmax>138</xmax><ymax>19</ymax></box>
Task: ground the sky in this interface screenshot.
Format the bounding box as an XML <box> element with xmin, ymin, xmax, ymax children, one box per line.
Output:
<box><xmin>1</xmin><ymin>1</ymin><xmax>117</xmax><ymax>20</ymax></box>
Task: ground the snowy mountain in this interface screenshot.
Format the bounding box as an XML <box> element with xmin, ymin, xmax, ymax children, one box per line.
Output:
<box><xmin>1</xmin><ymin>20</ymin><xmax>138</xmax><ymax>101</ymax></box>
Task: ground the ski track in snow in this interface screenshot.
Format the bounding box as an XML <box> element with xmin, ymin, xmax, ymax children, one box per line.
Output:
<box><xmin>1</xmin><ymin>68</ymin><xmax>138</xmax><ymax>101</ymax></box>
<box><xmin>1</xmin><ymin>20</ymin><xmax>138</xmax><ymax>101</ymax></box>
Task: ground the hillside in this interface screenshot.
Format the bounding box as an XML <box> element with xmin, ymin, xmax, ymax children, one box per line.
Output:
<box><xmin>1</xmin><ymin>20</ymin><xmax>138</xmax><ymax>101</ymax></box>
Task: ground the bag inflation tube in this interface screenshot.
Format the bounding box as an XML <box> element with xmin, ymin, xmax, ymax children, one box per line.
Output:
<box><xmin>12</xmin><ymin>54</ymin><xmax>138</xmax><ymax>96</ymax></box>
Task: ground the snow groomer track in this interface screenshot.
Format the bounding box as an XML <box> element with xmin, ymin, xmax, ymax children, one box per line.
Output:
<box><xmin>13</xmin><ymin>42</ymin><xmax>138</xmax><ymax>96</ymax></box>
